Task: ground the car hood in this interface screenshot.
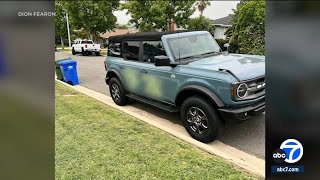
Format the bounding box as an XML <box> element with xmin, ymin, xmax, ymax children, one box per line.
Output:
<box><xmin>186</xmin><ymin>53</ymin><xmax>265</xmax><ymax>81</ymax></box>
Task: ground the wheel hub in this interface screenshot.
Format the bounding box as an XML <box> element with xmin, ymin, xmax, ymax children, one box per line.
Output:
<box><xmin>186</xmin><ymin>107</ymin><xmax>208</xmax><ymax>135</ymax></box>
<box><xmin>111</xmin><ymin>84</ymin><xmax>120</xmax><ymax>101</ymax></box>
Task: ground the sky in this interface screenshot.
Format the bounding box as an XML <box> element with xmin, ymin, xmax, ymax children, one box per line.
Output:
<box><xmin>114</xmin><ymin>1</ymin><xmax>240</xmax><ymax>25</ymax></box>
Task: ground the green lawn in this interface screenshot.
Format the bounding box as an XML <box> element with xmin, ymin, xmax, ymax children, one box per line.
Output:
<box><xmin>56</xmin><ymin>48</ymin><xmax>70</xmax><ymax>52</ymax></box>
<box><xmin>55</xmin><ymin>82</ymin><xmax>260</xmax><ymax>180</ymax></box>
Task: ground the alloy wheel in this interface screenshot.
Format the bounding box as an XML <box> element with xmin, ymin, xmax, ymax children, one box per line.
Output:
<box><xmin>186</xmin><ymin>107</ymin><xmax>209</xmax><ymax>135</ymax></box>
<box><xmin>111</xmin><ymin>83</ymin><xmax>121</xmax><ymax>101</ymax></box>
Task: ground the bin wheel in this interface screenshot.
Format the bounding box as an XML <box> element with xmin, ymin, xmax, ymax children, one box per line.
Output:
<box><xmin>67</xmin><ymin>81</ymin><xmax>73</xmax><ymax>86</ymax></box>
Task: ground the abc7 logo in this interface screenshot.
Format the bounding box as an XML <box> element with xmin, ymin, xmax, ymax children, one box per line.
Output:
<box><xmin>272</xmin><ymin>139</ymin><xmax>303</xmax><ymax>163</ymax></box>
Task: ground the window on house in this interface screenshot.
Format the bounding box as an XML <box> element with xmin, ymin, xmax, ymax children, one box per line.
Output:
<box><xmin>143</xmin><ymin>41</ymin><xmax>166</xmax><ymax>63</ymax></box>
<box><xmin>123</xmin><ymin>41</ymin><xmax>140</xmax><ymax>61</ymax></box>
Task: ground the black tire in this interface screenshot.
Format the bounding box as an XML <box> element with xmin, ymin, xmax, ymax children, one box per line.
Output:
<box><xmin>96</xmin><ymin>52</ymin><xmax>100</xmax><ymax>56</ymax></box>
<box><xmin>88</xmin><ymin>51</ymin><xmax>92</xmax><ymax>56</ymax></box>
<box><xmin>72</xmin><ymin>48</ymin><xmax>76</xmax><ymax>55</ymax></box>
<box><xmin>180</xmin><ymin>96</ymin><xmax>223</xmax><ymax>143</ymax></box>
<box><xmin>109</xmin><ymin>77</ymin><xmax>127</xmax><ymax>106</ymax></box>
<box><xmin>81</xmin><ymin>48</ymin><xmax>87</xmax><ymax>56</ymax></box>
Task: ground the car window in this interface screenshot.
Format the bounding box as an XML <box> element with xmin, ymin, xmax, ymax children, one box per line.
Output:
<box><xmin>123</xmin><ymin>41</ymin><xmax>140</xmax><ymax>61</ymax></box>
<box><xmin>143</xmin><ymin>41</ymin><xmax>166</xmax><ymax>63</ymax></box>
<box><xmin>82</xmin><ymin>41</ymin><xmax>93</xmax><ymax>44</ymax></box>
<box><xmin>108</xmin><ymin>42</ymin><xmax>121</xmax><ymax>57</ymax></box>
<box><xmin>168</xmin><ymin>34</ymin><xmax>221</xmax><ymax>61</ymax></box>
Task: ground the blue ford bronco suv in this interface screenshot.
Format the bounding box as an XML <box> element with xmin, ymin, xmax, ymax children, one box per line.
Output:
<box><xmin>105</xmin><ymin>30</ymin><xmax>265</xmax><ymax>143</ymax></box>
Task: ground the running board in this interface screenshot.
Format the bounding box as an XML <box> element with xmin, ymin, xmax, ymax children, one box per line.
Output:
<box><xmin>126</xmin><ymin>94</ymin><xmax>179</xmax><ymax>113</ymax></box>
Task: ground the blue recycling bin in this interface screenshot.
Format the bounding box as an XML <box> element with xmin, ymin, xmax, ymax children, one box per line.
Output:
<box><xmin>57</xmin><ymin>60</ymin><xmax>79</xmax><ymax>85</ymax></box>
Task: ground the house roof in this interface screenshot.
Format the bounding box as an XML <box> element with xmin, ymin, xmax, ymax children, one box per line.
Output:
<box><xmin>100</xmin><ymin>29</ymin><xmax>132</xmax><ymax>39</ymax></box>
<box><xmin>108</xmin><ymin>30</ymin><xmax>192</xmax><ymax>42</ymax></box>
<box><xmin>211</xmin><ymin>14</ymin><xmax>233</xmax><ymax>26</ymax></box>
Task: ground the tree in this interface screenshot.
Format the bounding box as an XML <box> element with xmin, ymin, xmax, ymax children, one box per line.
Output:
<box><xmin>55</xmin><ymin>1</ymin><xmax>67</xmax><ymax>49</ymax></box>
<box><xmin>121</xmin><ymin>0</ymin><xmax>196</xmax><ymax>32</ymax></box>
<box><xmin>195</xmin><ymin>0</ymin><xmax>211</xmax><ymax>16</ymax></box>
<box><xmin>226</xmin><ymin>1</ymin><xmax>265</xmax><ymax>55</ymax></box>
<box><xmin>116</xmin><ymin>24</ymin><xmax>128</xmax><ymax>29</ymax></box>
<box><xmin>187</xmin><ymin>16</ymin><xmax>214</xmax><ymax>33</ymax></box>
<box><xmin>63</xmin><ymin>1</ymin><xmax>119</xmax><ymax>42</ymax></box>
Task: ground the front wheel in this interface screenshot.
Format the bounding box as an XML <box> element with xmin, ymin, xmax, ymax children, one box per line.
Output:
<box><xmin>180</xmin><ymin>96</ymin><xmax>223</xmax><ymax>143</ymax></box>
<box><xmin>109</xmin><ymin>77</ymin><xmax>127</xmax><ymax>106</ymax></box>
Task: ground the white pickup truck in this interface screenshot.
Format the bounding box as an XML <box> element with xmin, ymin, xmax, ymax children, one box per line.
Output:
<box><xmin>71</xmin><ymin>40</ymin><xmax>101</xmax><ymax>56</ymax></box>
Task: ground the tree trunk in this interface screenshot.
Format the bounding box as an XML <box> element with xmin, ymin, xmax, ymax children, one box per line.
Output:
<box><xmin>168</xmin><ymin>13</ymin><xmax>172</xmax><ymax>31</ymax></box>
<box><xmin>60</xmin><ymin>36</ymin><xmax>64</xmax><ymax>50</ymax></box>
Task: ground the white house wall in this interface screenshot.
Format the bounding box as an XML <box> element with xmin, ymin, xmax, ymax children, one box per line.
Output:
<box><xmin>214</xmin><ymin>26</ymin><xmax>227</xmax><ymax>40</ymax></box>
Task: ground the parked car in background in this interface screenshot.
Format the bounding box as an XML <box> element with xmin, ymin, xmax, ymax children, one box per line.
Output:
<box><xmin>72</xmin><ymin>39</ymin><xmax>101</xmax><ymax>56</ymax></box>
<box><xmin>104</xmin><ymin>31</ymin><xmax>265</xmax><ymax>143</ymax></box>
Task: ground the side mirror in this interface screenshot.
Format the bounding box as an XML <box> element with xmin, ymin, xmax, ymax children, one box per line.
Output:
<box><xmin>223</xmin><ymin>43</ymin><xmax>230</xmax><ymax>52</ymax></box>
<box><xmin>154</xmin><ymin>56</ymin><xmax>171</xmax><ymax>66</ymax></box>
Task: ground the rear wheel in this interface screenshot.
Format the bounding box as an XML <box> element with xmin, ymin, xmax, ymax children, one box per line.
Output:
<box><xmin>109</xmin><ymin>77</ymin><xmax>127</xmax><ymax>106</ymax></box>
<box><xmin>81</xmin><ymin>48</ymin><xmax>87</xmax><ymax>56</ymax></box>
<box><xmin>180</xmin><ymin>96</ymin><xmax>223</xmax><ymax>143</ymax></box>
<box><xmin>72</xmin><ymin>48</ymin><xmax>76</xmax><ymax>55</ymax></box>
<box><xmin>96</xmin><ymin>52</ymin><xmax>100</xmax><ymax>56</ymax></box>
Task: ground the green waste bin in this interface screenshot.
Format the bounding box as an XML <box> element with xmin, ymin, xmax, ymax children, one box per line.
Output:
<box><xmin>55</xmin><ymin>57</ymin><xmax>71</xmax><ymax>80</ymax></box>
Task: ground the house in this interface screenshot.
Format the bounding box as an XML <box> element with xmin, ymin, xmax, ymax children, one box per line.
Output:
<box><xmin>99</xmin><ymin>28</ymin><xmax>138</xmax><ymax>47</ymax></box>
<box><xmin>211</xmin><ymin>14</ymin><xmax>233</xmax><ymax>40</ymax></box>
<box><xmin>100</xmin><ymin>28</ymin><xmax>134</xmax><ymax>39</ymax></box>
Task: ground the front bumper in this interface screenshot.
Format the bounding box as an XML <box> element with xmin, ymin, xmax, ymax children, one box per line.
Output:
<box><xmin>218</xmin><ymin>99</ymin><xmax>265</xmax><ymax>121</ymax></box>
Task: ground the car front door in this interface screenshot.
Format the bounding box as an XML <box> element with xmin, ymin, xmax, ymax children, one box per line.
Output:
<box><xmin>137</xmin><ymin>41</ymin><xmax>179</xmax><ymax>104</ymax></box>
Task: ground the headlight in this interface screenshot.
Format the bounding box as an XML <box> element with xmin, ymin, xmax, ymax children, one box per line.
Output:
<box><xmin>236</xmin><ymin>83</ymin><xmax>248</xmax><ymax>98</ymax></box>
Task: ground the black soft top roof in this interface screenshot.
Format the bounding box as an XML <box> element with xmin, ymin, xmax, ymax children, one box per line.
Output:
<box><xmin>108</xmin><ymin>30</ymin><xmax>192</xmax><ymax>42</ymax></box>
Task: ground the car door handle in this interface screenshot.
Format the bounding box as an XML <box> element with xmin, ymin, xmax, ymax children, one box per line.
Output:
<box><xmin>140</xmin><ymin>69</ymin><xmax>148</xmax><ymax>74</ymax></box>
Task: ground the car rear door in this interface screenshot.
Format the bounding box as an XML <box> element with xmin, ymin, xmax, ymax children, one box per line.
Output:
<box><xmin>75</xmin><ymin>41</ymin><xmax>81</xmax><ymax>51</ymax></box>
<box><xmin>120</xmin><ymin>41</ymin><xmax>145</xmax><ymax>95</ymax></box>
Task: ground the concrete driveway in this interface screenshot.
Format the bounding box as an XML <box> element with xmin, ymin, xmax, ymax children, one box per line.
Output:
<box><xmin>55</xmin><ymin>51</ymin><xmax>265</xmax><ymax>159</ymax></box>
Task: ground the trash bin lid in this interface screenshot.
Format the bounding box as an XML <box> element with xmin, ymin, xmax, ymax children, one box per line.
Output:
<box><xmin>57</xmin><ymin>60</ymin><xmax>77</xmax><ymax>65</ymax></box>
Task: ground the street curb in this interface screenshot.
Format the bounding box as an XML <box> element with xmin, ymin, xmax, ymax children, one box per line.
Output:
<box><xmin>56</xmin><ymin>79</ymin><xmax>265</xmax><ymax>177</ymax></box>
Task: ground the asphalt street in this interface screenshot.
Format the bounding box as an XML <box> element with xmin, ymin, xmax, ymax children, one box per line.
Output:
<box><xmin>55</xmin><ymin>51</ymin><xmax>265</xmax><ymax>159</ymax></box>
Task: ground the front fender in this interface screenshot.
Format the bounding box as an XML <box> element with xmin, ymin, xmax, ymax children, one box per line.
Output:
<box><xmin>176</xmin><ymin>84</ymin><xmax>225</xmax><ymax>108</ymax></box>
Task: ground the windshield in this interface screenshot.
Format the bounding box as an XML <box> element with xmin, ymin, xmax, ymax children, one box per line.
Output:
<box><xmin>167</xmin><ymin>33</ymin><xmax>221</xmax><ymax>61</ymax></box>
